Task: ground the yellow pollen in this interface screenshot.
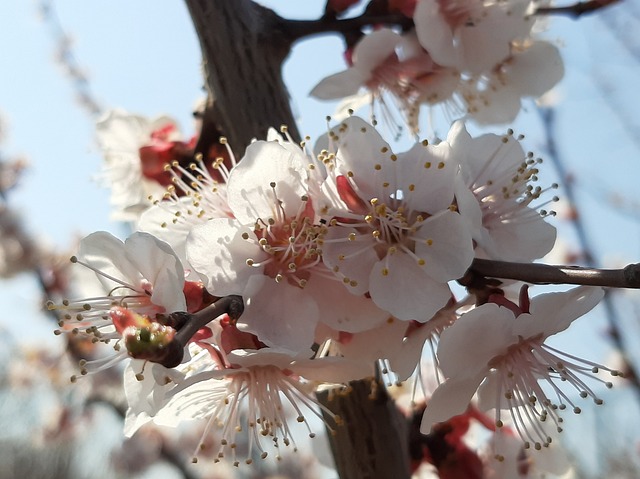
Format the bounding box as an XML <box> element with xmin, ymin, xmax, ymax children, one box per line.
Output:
<box><xmin>374</xmin><ymin>164</ymin><xmax>381</xmax><ymax>170</ymax></box>
<box><xmin>381</xmin><ymin>268</ymin><xmax>389</xmax><ymax>276</ymax></box>
<box><xmin>418</xmin><ymin>259</ymin><xmax>425</xmax><ymax>266</ymax></box>
<box><xmin>424</xmin><ymin>161</ymin><xmax>431</xmax><ymax>168</ymax></box>
<box><xmin>426</xmin><ymin>239</ymin><xmax>433</xmax><ymax>246</ymax></box>
<box><xmin>408</xmin><ymin>184</ymin><xmax>415</xmax><ymax>192</ymax></box>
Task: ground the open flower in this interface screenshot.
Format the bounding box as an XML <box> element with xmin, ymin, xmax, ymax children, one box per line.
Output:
<box><xmin>421</xmin><ymin>286</ymin><xmax>620</xmax><ymax>450</ymax></box>
<box><xmin>49</xmin><ymin>231</ymin><xmax>195</xmax><ymax>376</ymax></box>
<box><xmin>187</xmin><ymin>139</ymin><xmax>388</xmax><ymax>351</ymax></box>
<box><xmin>96</xmin><ymin>109</ymin><xmax>187</xmax><ymax>221</ymax></box>
<box><xmin>449</xmin><ymin>122</ymin><xmax>557</xmax><ymax>262</ymax></box>
<box><xmin>318</xmin><ymin>116</ymin><xmax>475</xmax><ymax>321</ymax></box>
<box><xmin>126</xmin><ymin>319</ymin><xmax>371</xmax><ymax>465</ymax></box>
<box><xmin>414</xmin><ymin>0</ymin><xmax>533</xmax><ymax>75</ymax></box>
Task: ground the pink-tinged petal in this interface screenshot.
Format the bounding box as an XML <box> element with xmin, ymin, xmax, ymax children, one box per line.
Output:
<box><xmin>515</xmin><ymin>286</ymin><xmax>604</xmax><ymax>339</ymax></box>
<box><xmin>414</xmin><ymin>210</ymin><xmax>474</xmax><ymax>282</ymax></box>
<box><xmin>414</xmin><ymin>0</ymin><xmax>456</xmax><ymax>67</ymax></box>
<box><xmin>420</xmin><ymin>373</ymin><xmax>485</xmax><ymax>433</ymax></box>
<box><xmin>308</xmin><ymin>274</ymin><xmax>389</xmax><ymax>333</ymax></box>
<box><xmin>437</xmin><ymin>303</ymin><xmax>517</xmax><ymax>378</ymax></box>
<box><xmin>186</xmin><ymin>218</ymin><xmax>265</xmax><ymax>296</ymax></box>
<box><xmin>368</xmin><ymin>251</ymin><xmax>452</xmax><ymax>321</ymax></box>
<box><xmin>227</xmin><ymin>141</ymin><xmax>307</xmax><ymax>224</ymax></box>
<box><xmin>481</xmin><ymin>205</ymin><xmax>557</xmax><ymax>262</ymax></box>
<box><xmin>321</xmin><ymin>225</ymin><xmax>378</xmax><ymax>295</ymax></box>
<box><xmin>507</xmin><ymin>41</ymin><xmax>564</xmax><ymax>98</ymax></box>
<box><xmin>310</xmin><ymin>68</ymin><xmax>368</xmax><ymax>100</ymax></box>
<box><xmin>353</xmin><ymin>28</ymin><xmax>402</xmax><ymax>73</ymax></box>
<box><xmin>239</xmin><ymin>275</ymin><xmax>319</xmax><ymax>352</ymax></box>
<box><xmin>396</xmin><ymin>141</ymin><xmax>457</xmax><ymax>214</ymax></box>
<box><xmin>125</xmin><ymin>232</ymin><xmax>186</xmax><ymax>312</ymax></box>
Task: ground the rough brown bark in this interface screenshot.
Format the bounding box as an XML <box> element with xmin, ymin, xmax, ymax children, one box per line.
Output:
<box><xmin>184</xmin><ymin>0</ymin><xmax>300</xmax><ymax>153</ymax></box>
<box><xmin>317</xmin><ymin>378</ymin><xmax>411</xmax><ymax>479</ymax></box>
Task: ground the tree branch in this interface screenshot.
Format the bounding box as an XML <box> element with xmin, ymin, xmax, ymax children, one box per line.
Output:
<box><xmin>282</xmin><ymin>13</ymin><xmax>413</xmax><ymax>42</ymax></box>
<box><xmin>467</xmin><ymin>259</ymin><xmax>640</xmax><ymax>288</ymax></box>
<box><xmin>535</xmin><ymin>0</ymin><xmax>621</xmax><ymax>18</ymax></box>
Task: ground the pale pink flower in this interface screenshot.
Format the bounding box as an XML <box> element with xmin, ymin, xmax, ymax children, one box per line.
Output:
<box><xmin>127</xmin><ymin>320</ymin><xmax>371</xmax><ymax>464</ymax></box>
<box><xmin>449</xmin><ymin>121</ymin><xmax>557</xmax><ymax>262</ymax></box>
<box><xmin>186</xmin><ymin>139</ymin><xmax>388</xmax><ymax>351</ymax></box>
<box><xmin>421</xmin><ymin>286</ymin><xmax>620</xmax><ymax>451</ymax></box>
<box><xmin>96</xmin><ymin>109</ymin><xmax>182</xmax><ymax>221</ymax></box>
<box><xmin>311</xmin><ymin>29</ymin><xmax>460</xmax><ymax>134</ymax></box>
<box><xmin>414</xmin><ymin>0</ymin><xmax>533</xmax><ymax>75</ymax></box>
<box><xmin>49</xmin><ymin>231</ymin><xmax>189</xmax><ymax>376</ymax></box>
<box><xmin>318</xmin><ymin>116</ymin><xmax>475</xmax><ymax>321</ymax></box>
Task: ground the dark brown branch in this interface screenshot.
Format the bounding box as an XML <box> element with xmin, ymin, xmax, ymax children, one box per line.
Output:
<box><xmin>467</xmin><ymin>259</ymin><xmax>640</xmax><ymax>289</ymax></box>
<box><xmin>283</xmin><ymin>13</ymin><xmax>413</xmax><ymax>42</ymax></box>
<box><xmin>535</xmin><ymin>0</ymin><xmax>621</xmax><ymax>18</ymax></box>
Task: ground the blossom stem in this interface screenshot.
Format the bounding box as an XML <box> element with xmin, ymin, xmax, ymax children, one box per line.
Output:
<box><xmin>158</xmin><ymin>295</ymin><xmax>244</xmax><ymax>368</ymax></box>
<box><xmin>467</xmin><ymin>259</ymin><xmax>640</xmax><ymax>289</ymax></box>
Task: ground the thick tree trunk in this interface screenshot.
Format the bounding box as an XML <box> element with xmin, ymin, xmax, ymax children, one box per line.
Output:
<box><xmin>317</xmin><ymin>378</ymin><xmax>412</xmax><ymax>479</ymax></box>
<box><xmin>184</xmin><ymin>0</ymin><xmax>299</xmax><ymax>153</ymax></box>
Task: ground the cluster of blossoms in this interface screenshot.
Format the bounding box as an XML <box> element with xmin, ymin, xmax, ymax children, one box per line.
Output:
<box><xmin>50</xmin><ymin>111</ymin><xmax>619</xmax><ymax>472</ymax></box>
<box><xmin>312</xmin><ymin>0</ymin><xmax>564</xmax><ymax>131</ymax></box>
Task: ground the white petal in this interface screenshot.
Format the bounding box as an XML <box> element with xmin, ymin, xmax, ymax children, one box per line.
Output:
<box><xmin>310</xmin><ymin>68</ymin><xmax>368</xmax><ymax>100</ymax></box>
<box><xmin>186</xmin><ymin>218</ymin><xmax>265</xmax><ymax>296</ymax></box>
<box><xmin>507</xmin><ymin>41</ymin><xmax>564</xmax><ymax>97</ymax></box>
<box><xmin>227</xmin><ymin>141</ymin><xmax>307</xmax><ymax>224</ymax></box>
<box><xmin>420</xmin><ymin>373</ymin><xmax>485</xmax><ymax>432</ymax></box>
<box><xmin>308</xmin><ymin>274</ymin><xmax>389</xmax><ymax>333</ymax></box>
<box><xmin>352</xmin><ymin>28</ymin><xmax>402</xmax><ymax>73</ymax></box>
<box><xmin>368</xmin><ymin>251</ymin><xmax>452</xmax><ymax>321</ymax></box>
<box><xmin>414</xmin><ymin>0</ymin><xmax>456</xmax><ymax>67</ymax></box>
<box><xmin>414</xmin><ymin>210</ymin><xmax>474</xmax><ymax>282</ymax></box>
<box><xmin>321</xmin><ymin>225</ymin><xmax>378</xmax><ymax>295</ymax></box>
<box><xmin>78</xmin><ymin>231</ymin><xmax>140</xmax><ymax>290</ymax></box>
<box><xmin>333</xmin><ymin>117</ymin><xmax>395</xmax><ymax>201</ymax></box>
<box><xmin>239</xmin><ymin>275</ymin><xmax>319</xmax><ymax>352</ymax></box>
<box><xmin>437</xmin><ymin>303</ymin><xmax>517</xmax><ymax>378</ymax></box>
<box><xmin>396</xmin><ymin>141</ymin><xmax>457</xmax><ymax>214</ymax></box>
<box><xmin>125</xmin><ymin>232</ymin><xmax>186</xmax><ymax>312</ymax></box>
<box><xmin>516</xmin><ymin>286</ymin><xmax>604</xmax><ymax>338</ymax></box>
